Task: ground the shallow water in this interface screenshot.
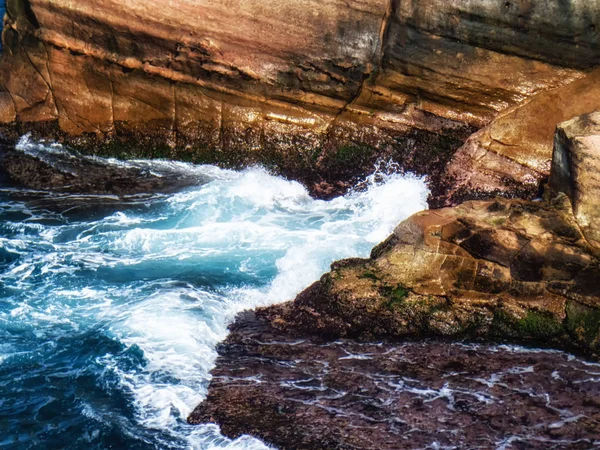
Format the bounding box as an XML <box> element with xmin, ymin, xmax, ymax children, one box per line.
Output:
<box><xmin>0</xmin><ymin>138</ymin><xmax>429</xmax><ymax>449</ymax></box>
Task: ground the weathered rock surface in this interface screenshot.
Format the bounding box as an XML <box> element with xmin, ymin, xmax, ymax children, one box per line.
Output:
<box><xmin>0</xmin><ymin>136</ymin><xmax>208</xmax><ymax>195</ymax></box>
<box><xmin>190</xmin><ymin>196</ymin><xmax>600</xmax><ymax>449</ymax></box>
<box><xmin>433</xmin><ymin>69</ymin><xmax>600</xmax><ymax>206</ymax></box>
<box><xmin>267</xmin><ymin>195</ymin><xmax>600</xmax><ymax>356</ymax></box>
<box><xmin>190</xmin><ymin>313</ymin><xmax>600</xmax><ymax>449</ymax></box>
<box><xmin>550</xmin><ymin>112</ymin><xmax>600</xmax><ymax>252</ymax></box>
<box><xmin>2</xmin><ymin>0</ymin><xmax>600</xmax><ymax>198</ymax></box>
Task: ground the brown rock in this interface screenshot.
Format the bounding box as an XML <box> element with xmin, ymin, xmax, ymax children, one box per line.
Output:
<box><xmin>550</xmin><ymin>112</ymin><xmax>600</xmax><ymax>251</ymax></box>
<box><xmin>0</xmin><ymin>137</ymin><xmax>210</xmax><ymax>195</ymax></box>
<box><xmin>264</xmin><ymin>194</ymin><xmax>600</xmax><ymax>356</ymax></box>
<box><xmin>2</xmin><ymin>0</ymin><xmax>600</xmax><ymax>198</ymax></box>
<box><xmin>189</xmin><ymin>194</ymin><xmax>600</xmax><ymax>448</ymax></box>
<box><xmin>189</xmin><ymin>313</ymin><xmax>600</xmax><ymax>449</ymax></box>
<box><xmin>434</xmin><ymin>69</ymin><xmax>600</xmax><ymax>207</ymax></box>
<box><xmin>0</xmin><ymin>91</ymin><xmax>16</xmax><ymax>123</ymax></box>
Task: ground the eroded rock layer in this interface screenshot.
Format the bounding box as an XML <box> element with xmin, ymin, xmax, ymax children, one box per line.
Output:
<box><xmin>1</xmin><ymin>0</ymin><xmax>600</xmax><ymax>197</ymax></box>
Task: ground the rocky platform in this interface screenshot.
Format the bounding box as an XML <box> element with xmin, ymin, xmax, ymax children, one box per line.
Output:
<box><xmin>189</xmin><ymin>113</ymin><xmax>600</xmax><ymax>447</ymax></box>
<box><xmin>2</xmin><ymin>1</ymin><xmax>600</xmax><ymax>200</ymax></box>
<box><xmin>190</xmin><ymin>312</ymin><xmax>600</xmax><ymax>449</ymax></box>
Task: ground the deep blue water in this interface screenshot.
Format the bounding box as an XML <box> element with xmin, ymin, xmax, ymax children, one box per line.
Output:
<box><xmin>0</xmin><ymin>136</ymin><xmax>430</xmax><ymax>449</ymax></box>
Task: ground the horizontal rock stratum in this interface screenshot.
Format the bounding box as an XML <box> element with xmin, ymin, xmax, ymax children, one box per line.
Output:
<box><xmin>1</xmin><ymin>0</ymin><xmax>600</xmax><ymax>198</ymax></box>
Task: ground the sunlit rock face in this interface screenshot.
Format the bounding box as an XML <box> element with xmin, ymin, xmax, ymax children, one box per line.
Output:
<box><xmin>264</xmin><ymin>195</ymin><xmax>600</xmax><ymax>357</ymax></box>
<box><xmin>1</xmin><ymin>0</ymin><xmax>599</xmax><ymax>197</ymax></box>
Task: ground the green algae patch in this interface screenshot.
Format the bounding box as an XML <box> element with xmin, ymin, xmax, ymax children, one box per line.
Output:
<box><xmin>491</xmin><ymin>309</ymin><xmax>563</xmax><ymax>342</ymax></box>
<box><xmin>517</xmin><ymin>310</ymin><xmax>563</xmax><ymax>339</ymax></box>
<box><xmin>566</xmin><ymin>301</ymin><xmax>600</xmax><ymax>352</ymax></box>
<box><xmin>382</xmin><ymin>284</ymin><xmax>410</xmax><ymax>310</ymax></box>
<box><xmin>359</xmin><ymin>269</ymin><xmax>381</xmax><ymax>281</ymax></box>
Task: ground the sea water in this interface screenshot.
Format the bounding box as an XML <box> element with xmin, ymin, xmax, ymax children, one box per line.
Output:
<box><xmin>0</xmin><ymin>136</ymin><xmax>429</xmax><ymax>449</ymax></box>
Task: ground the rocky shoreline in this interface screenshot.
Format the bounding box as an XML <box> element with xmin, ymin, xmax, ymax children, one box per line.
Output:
<box><xmin>2</xmin><ymin>1</ymin><xmax>600</xmax><ymax>203</ymax></box>
<box><xmin>2</xmin><ymin>1</ymin><xmax>600</xmax><ymax>448</ymax></box>
<box><xmin>189</xmin><ymin>114</ymin><xmax>600</xmax><ymax>448</ymax></box>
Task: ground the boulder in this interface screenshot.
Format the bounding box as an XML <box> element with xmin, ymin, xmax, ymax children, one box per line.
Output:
<box><xmin>266</xmin><ymin>195</ymin><xmax>600</xmax><ymax>356</ymax></box>
<box><xmin>550</xmin><ymin>112</ymin><xmax>600</xmax><ymax>251</ymax></box>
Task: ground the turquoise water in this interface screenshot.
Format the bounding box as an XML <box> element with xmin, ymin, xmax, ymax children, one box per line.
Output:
<box><xmin>0</xmin><ymin>136</ymin><xmax>430</xmax><ymax>449</ymax></box>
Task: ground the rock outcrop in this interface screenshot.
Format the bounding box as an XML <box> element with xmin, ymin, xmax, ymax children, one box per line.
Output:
<box><xmin>434</xmin><ymin>69</ymin><xmax>600</xmax><ymax>206</ymax></box>
<box><xmin>264</xmin><ymin>195</ymin><xmax>600</xmax><ymax>356</ymax></box>
<box><xmin>1</xmin><ymin>0</ymin><xmax>600</xmax><ymax>198</ymax></box>
<box><xmin>550</xmin><ymin>112</ymin><xmax>600</xmax><ymax>252</ymax></box>
<box><xmin>190</xmin><ymin>113</ymin><xmax>600</xmax><ymax>447</ymax></box>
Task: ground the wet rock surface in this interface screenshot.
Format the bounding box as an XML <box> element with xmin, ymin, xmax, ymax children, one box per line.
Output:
<box><xmin>190</xmin><ymin>312</ymin><xmax>600</xmax><ymax>449</ymax></box>
<box><xmin>265</xmin><ymin>195</ymin><xmax>600</xmax><ymax>359</ymax></box>
<box><xmin>0</xmin><ymin>136</ymin><xmax>208</xmax><ymax>195</ymax></box>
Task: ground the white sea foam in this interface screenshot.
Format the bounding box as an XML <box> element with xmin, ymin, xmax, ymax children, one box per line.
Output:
<box><xmin>1</xmin><ymin>138</ymin><xmax>430</xmax><ymax>448</ymax></box>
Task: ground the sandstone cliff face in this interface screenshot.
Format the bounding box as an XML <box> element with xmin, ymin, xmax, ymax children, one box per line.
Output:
<box><xmin>1</xmin><ymin>0</ymin><xmax>599</xmax><ymax>197</ymax></box>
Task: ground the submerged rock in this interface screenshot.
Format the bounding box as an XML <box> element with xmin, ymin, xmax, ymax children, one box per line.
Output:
<box><xmin>2</xmin><ymin>1</ymin><xmax>600</xmax><ymax>199</ymax></box>
<box><xmin>190</xmin><ymin>312</ymin><xmax>600</xmax><ymax>449</ymax></box>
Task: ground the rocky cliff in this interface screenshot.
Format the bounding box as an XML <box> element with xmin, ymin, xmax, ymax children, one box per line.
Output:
<box><xmin>1</xmin><ymin>0</ymin><xmax>600</xmax><ymax>198</ymax></box>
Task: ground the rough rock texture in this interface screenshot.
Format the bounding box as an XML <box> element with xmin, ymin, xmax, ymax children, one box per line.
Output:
<box><xmin>266</xmin><ymin>195</ymin><xmax>600</xmax><ymax>357</ymax></box>
<box><xmin>433</xmin><ymin>69</ymin><xmax>600</xmax><ymax>206</ymax></box>
<box><xmin>190</xmin><ymin>313</ymin><xmax>600</xmax><ymax>449</ymax></box>
<box><xmin>2</xmin><ymin>0</ymin><xmax>600</xmax><ymax>198</ymax></box>
<box><xmin>550</xmin><ymin>112</ymin><xmax>600</xmax><ymax>252</ymax></box>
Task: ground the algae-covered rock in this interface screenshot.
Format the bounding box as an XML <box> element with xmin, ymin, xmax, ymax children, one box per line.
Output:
<box><xmin>267</xmin><ymin>195</ymin><xmax>600</xmax><ymax>357</ymax></box>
